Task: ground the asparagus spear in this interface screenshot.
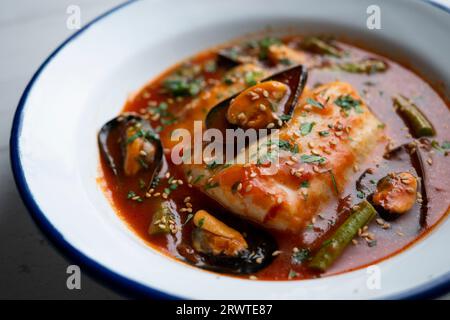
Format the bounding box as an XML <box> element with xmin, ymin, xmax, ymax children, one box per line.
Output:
<box><xmin>393</xmin><ymin>95</ymin><xmax>435</xmax><ymax>137</ymax></box>
<box><xmin>309</xmin><ymin>200</ymin><xmax>377</xmax><ymax>272</ymax></box>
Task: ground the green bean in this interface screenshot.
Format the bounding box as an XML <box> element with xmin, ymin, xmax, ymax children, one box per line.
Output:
<box><xmin>393</xmin><ymin>95</ymin><xmax>435</xmax><ymax>137</ymax></box>
<box><xmin>148</xmin><ymin>201</ymin><xmax>174</xmax><ymax>235</ymax></box>
<box><xmin>301</xmin><ymin>37</ymin><xmax>343</xmax><ymax>57</ymax></box>
<box><xmin>309</xmin><ymin>200</ymin><xmax>377</xmax><ymax>272</ymax></box>
<box><xmin>338</xmin><ymin>59</ymin><xmax>387</xmax><ymax>74</ymax></box>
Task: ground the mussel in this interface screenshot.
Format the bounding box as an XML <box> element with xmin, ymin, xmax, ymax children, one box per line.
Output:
<box><xmin>205</xmin><ymin>64</ymin><xmax>308</xmax><ymax>135</ymax></box>
<box><xmin>98</xmin><ymin>113</ymin><xmax>163</xmax><ymax>182</ymax></box>
<box><xmin>190</xmin><ymin>210</ymin><xmax>278</xmax><ymax>274</ymax></box>
<box><xmin>356</xmin><ymin>143</ymin><xmax>428</xmax><ymax>226</ymax></box>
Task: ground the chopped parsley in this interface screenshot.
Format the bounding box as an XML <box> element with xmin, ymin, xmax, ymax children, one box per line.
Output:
<box><xmin>300</xmin><ymin>180</ymin><xmax>310</xmax><ymax>188</ymax></box>
<box><xmin>300</xmin><ymin>122</ymin><xmax>316</xmax><ymax>136</ymax></box>
<box><xmin>431</xmin><ymin>140</ymin><xmax>450</xmax><ymax>156</ymax></box>
<box><xmin>198</xmin><ymin>218</ymin><xmax>205</xmax><ymax>228</ymax></box>
<box><xmin>272</xmin><ymin>139</ymin><xmax>299</xmax><ymax>154</ymax></box>
<box><xmin>292</xmin><ymin>248</ymin><xmax>310</xmax><ymax>264</ymax></box>
<box><xmin>288</xmin><ymin>269</ymin><xmax>299</xmax><ymax>280</ymax></box>
<box><xmin>356</xmin><ymin>190</ymin><xmax>365</xmax><ymax>199</ymax></box>
<box><xmin>163</xmin><ymin>77</ymin><xmax>202</xmax><ymax>97</ymax></box>
<box><xmin>244</xmin><ymin>71</ymin><xmax>262</xmax><ymax>86</ymax></box>
<box><xmin>279</xmin><ymin>114</ymin><xmax>292</xmax><ymax>122</ymax></box>
<box><xmin>257</xmin><ymin>37</ymin><xmax>282</xmax><ymax>60</ymax></box>
<box><xmin>306</xmin><ymin>97</ymin><xmax>324</xmax><ymax>109</ymax></box>
<box><xmin>126</xmin><ymin>190</ymin><xmax>143</xmax><ymax>203</ymax></box>
<box><xmin>329</xmin><ymin>170</ymin><xmax>339</xmax><ymax>195</ymax></box>
<box><xmin>204</xmin><ymin>182</ymin><xmax>220</xmax><ymax>190</ymax></box>
<box><xmin>334</xmin><ymin>95</ymin><xmax>363</xmax><ymax>114</ymax></box>
<box><xmin>300</xmin><ymin>154</ymin><xmax>326</xmax><ymax>164</ymax></box>
<box><xmin>319</xmin><ymin>130</ymin><xmax>330</xmax><ymax>137</ymax></box>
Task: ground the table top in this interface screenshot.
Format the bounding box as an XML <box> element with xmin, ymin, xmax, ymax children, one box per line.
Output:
<box><xmin>1</xmin><ymin>0</ymin><xmax>449</xmax><ymax>300</ymax></box>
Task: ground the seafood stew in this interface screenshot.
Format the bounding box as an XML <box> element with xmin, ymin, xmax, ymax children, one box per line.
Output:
<box><xmin>98</xmin><ymin>35</ymin><xmax>450</xmax><ymax>280</ymax></box>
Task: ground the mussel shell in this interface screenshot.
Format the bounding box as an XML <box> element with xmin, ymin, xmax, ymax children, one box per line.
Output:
<box><xmin>357</xmin><ymin>144</ymin><xmax>428</xmax><ymax>226</ymax></box>
<box><xmin>98</xmin><ymin>113</ymin><xmax>163</xmax><ymax>181</ymax></box>
<box><xmin>205</xmin><ymin>64</ymin><xmax>308</xmax><ymax>135</ymax></box>
<box><xmin>191</xmin><ymin>222</ymin><xmax>278</xmax><ymax>275</ymax></box>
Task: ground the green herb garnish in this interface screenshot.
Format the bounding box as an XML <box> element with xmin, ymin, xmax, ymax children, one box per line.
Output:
<box><xmin>300</xmin><ymin>122</ymin><xmax>316</xmax><ymax>136</ymax></box>
<box><xmin>292</xmin><ymin>249</ymin><xmax>310</xmax><ymax>265</ymax></box>
<box><xmin>334</xmin><ymin>95</ymin><xmax>363</xmax><ymax>114</ymax></box>
<box><xmin>288</xmin><ymin>269</ymin><xmax>299</xmax><ymax>279</ymax></box>
<box><xmin>329</xmin><ymin>170</ymin><xmax>339</xmax><ymax>195</ymax></box>
<box><xmin>300</xmin><ymin>154</ymin><xmax>326</xmax><ymax>164</ymax></box>
<box><xmin>306</xmin><ymin>97</ymin><xmax>324</xmax><ymax>109</ymax></box>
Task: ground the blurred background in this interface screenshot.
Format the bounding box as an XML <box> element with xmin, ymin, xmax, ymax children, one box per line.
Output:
<box><xmin>0</xmin><ymin>0</ymin><xmax>124</xmax><ymax>299</ymax></box>
<box><xmin>0</xmin><ymin>0</ymin><xmax>449</xmax><ymax>299</ymax></box>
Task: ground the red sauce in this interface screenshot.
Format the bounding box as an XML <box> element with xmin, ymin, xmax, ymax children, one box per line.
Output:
<box><xmin>99</xmin><ymin>36</ymin><xmax>450</xmax><ymax>280</ymax></box>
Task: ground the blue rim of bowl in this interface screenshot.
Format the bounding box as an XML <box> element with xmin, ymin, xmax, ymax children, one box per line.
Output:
<box><xmin>9</xmin><ymin>0</ymin><xmax>450</xmax><ymax>300</ymax></box>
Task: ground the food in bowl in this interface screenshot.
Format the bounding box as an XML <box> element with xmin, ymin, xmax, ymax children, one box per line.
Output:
<box><xmin>97</xmin><ymin>35</ymin><xmax>449</xmax><ymax>280</ymax></box>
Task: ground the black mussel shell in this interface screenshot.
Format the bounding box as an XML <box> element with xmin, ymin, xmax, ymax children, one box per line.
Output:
<box><xmin>205</xmin><ymin>64</ymin><xmax>308</xmax><ymax>135</ymax></box>
<box><xmin>98</xmin><ymin>113</ymin><xmax>163</xmax><ymax>181</ymax></box>
<box><xmin>191</xmin><ymin>223</ymin><xmax>278</xmax><ymax>275</ymax></box>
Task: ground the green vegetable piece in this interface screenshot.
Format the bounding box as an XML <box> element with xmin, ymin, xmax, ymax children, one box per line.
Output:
<box><xmin>309</xmin><ymin>200</ymin><xmax>377</xmax><ymax>272</ymax></box>
<box><xmin>148</xmin><ymin>201</ymin><xmax>174</xmax><ymax>235</ymax></box>
<box><xmin>338</xmin><ymin>59</ymin><xmax>387</xmax><ymax>74</ymax></box>
<box><xmin>393</xmin><ymin>95</ymin><xmax>435</xmax><ymax>137</ymax></box>
<box><xmin>301</xmin><ymin>36</ymin><xmax>343</xmax><ymax>57</ymax></box>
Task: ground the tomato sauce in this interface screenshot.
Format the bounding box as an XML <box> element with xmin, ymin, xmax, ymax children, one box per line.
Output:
<box><xmin>99</xmin><ymin>36</ymin><xmax>450</xmax><ymax>280</ymax></box>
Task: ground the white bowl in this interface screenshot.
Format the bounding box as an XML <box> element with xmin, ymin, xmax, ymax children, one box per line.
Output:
<box><xmin>10</xmin><ymin>0</ymin><xmax>450</xmax><ymax>299</ymax></box>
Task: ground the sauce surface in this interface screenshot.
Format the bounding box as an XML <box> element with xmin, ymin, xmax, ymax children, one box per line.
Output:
<box><xmin>99</xmin><ymin>35</ymin><xmax>450</xmax><ymax>280</ymax></box>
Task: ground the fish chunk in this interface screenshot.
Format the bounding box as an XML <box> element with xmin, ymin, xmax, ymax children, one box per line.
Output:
<box><xmin>187</xmin><ymin>81</ymin><xmax>385</xmax><ymax>233</ymax></box>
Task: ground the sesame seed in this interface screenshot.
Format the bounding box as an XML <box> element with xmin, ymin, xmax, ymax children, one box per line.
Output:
<box><xmin>277</xmin><ymin>196</ymin><xmax>283</xmax><ymax>204</ymax></box>
<box><xmin>427</xmin><ymin>158</ymin><xmax>433</xmax><ymax>165</ymax></box>
<box><xmin>267</xmin><ymin>123</ymin><xmax>275</xmax><ymax>129</ymax></box>
<box><xmin>249</xmin><ymin>276</ymin><xmax>258</xmax><ymax>280</ymax></box>
<box><xmin>263</xmin><ymin>90</ymin><xmax>269</xmax><ymax>98</ymax></box>
<box><xmin>245</xmin><ymin>184</ymin><xmax>253</xmax><ymax>192</ymax></box>
<box><xmin>237</xmin><ymin>183</ymin><xmax>243</xmax><ymax>191</ymax></box>
<box><xmin>250</xmin><ymin>172</ymin><xmax>257</xmax><ymax>178</ymax></box>
<box><xmin>165</xmin><ymin>172</ymin><xmax>171</xmax><ymax>179</ymax></box>
<box><xmin>259</xmin><ymin>104</ymin><xmax>266</xmax><ymax>111</ymax></box>
<box><xmin>272</xmin><ymin>250</ymin><xmax>282</xmax><ymax>256</ymax></box>
<box><xmin>294</xmin><ymin>171</ymin><xmax>303</xmax><ymax>178</ymax></box>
